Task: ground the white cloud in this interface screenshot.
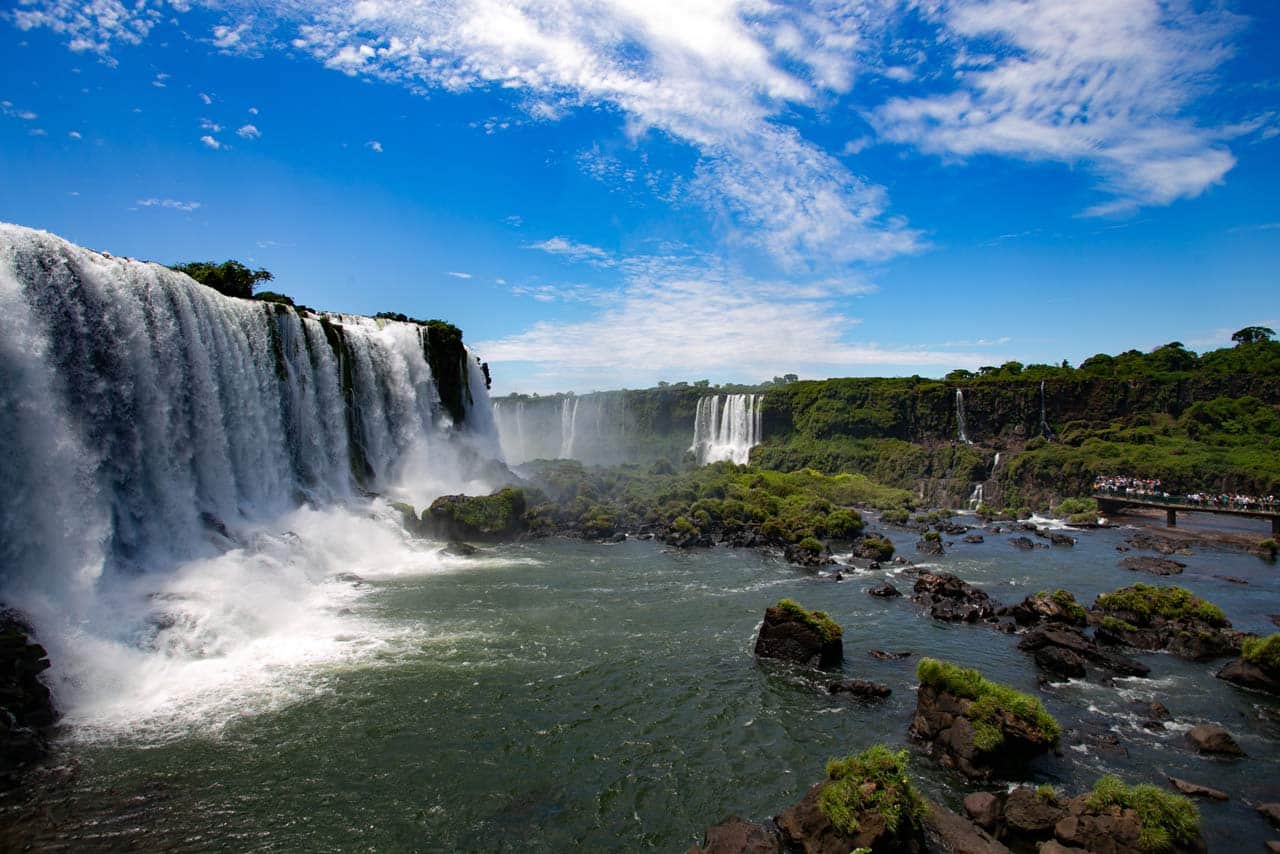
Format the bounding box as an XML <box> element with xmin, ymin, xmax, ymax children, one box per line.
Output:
<box><xmin>526</xmin><ymin>236</ymin><xmax>613</xmax><ymax>266</ymax></box>
<box><xmin>211</xmin><ymin>22</ymin><xmax>254</xmax><ymax>52</ymax></box>
<box><xmin>503</xmin><ymin>215</ymin><xmax>523</xmax><ymax>227</ymax></box>
<box><xmin>248</xmin><ymin>106</ymin><xmax>259</xmax><ymax>114</ymax></box>
<box><xmin>872</xmin><ymin>0</ymin><xmax>1242</xmax><ymax>216</ymax></box>
<box><xmin>446</xmin><ymin>271</ymin><xmax>472</xmax><ymax>279</ymax></box>
<box><xmin>366</xmin><ymin>140</ymin><xmax>383</xmax><ymax>152</ymax></box>
<box><xmin>68</xmin><ymin>130</ymin><xmax>82</xmax><ymax>139</ymax></box>
<box><xmin>199</xmin><ymin>91</ymin><xmax>212</xmax><ymax>105</ymax></box>
<box><xmin>199</xmin><ymin>117</ymin><xmax>222</xmax><ymax>132</ymax></box>
<box><xmin>137</xmin><ymin>198</ymin><xmax>201</xmax><ymax>212</ymax></box>
<box><xmin>200</xmin><ymin>134</ymin><xmax>221</xmax><ymax>149</ymax></box>
<box><xmin>1</xmin><ymin>101</ymin><xmax>38</xmax><ymax>121</ymax></box>
<box><xmin>29</xmin><ymin>128</ymin><xmax>48</xmax><ymax>136</ymax></box>
<box><xmin>236</xmin><ymin>123</ymin><xmax>260</xmax><ymax>139</ymax></box>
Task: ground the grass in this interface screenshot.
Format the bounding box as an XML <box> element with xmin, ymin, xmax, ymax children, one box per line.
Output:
<box><xmin>1085</xmin><ymin>775</ymin><xmax>1200</xmax><ymax>852</ymax></box>
<box><xmin>1094</xmin><ymin>584</ymin><xmax>1228</xmax><ymax>628</ymax></box>
<box><xmin>916</xmin><ymin>658</ymin><xmax>1062</xmax><ymax>751</ymax></box>
<box><xmin>776</xmin><ymin>598</ymin><xmax>843</xmax><ymax>643</ymax></box>
<box><xmin>817</xmin><ymin>745</ymin><xmax>926</xmax><ymax>838</ymax></box>
<box><xmin>1039</xmin><ymin>589</ymin><xmax>1088</xmax><ymax>623</ymax></box>
<box><xmin>1241</xmin><ymin>633</ymin><xmax>1280</xmax><ymax>674</ymax></box>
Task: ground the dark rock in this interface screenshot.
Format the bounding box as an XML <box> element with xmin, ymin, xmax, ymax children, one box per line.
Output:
<box><xmin>1003</xmin><ymin>787</ymin><xmax>1065</xmax><ymax>840</ymax></box>
<box><xmin>442</xmin><ymin>541</ymin><xmax>478</xmax><ymax>557</ymax></box>
<box><xmin>754</xmin><ymin>604</ymin><xmax>843</xmax><ymax>669</ymax></box>
<box><xmin>1051</xmin><ymin>798</ymin><xmax>1147</xmax><ymax>854</ymax></box>
<box><xmin>1214</xmin><ymin>575</ymin><xmax>1248</xmax><ymax>585</ymax></box>
<box><xmin>1008</xmin><ymin>592</ymin><xmax>1087</xmax><ymax>627</ymax></box>
<box><xmin>1271</xmin><ymin>615</ymin><xmax>1280</xmax><ymax>629</ymax></box>
<box><xmin>783</xmin><ymin>543</ymin><xmax>835</xmax><ymax>567</ymax></box>
<box><xmin>425</xmin><ymin>487</ymin><xmax>527</xmax><ymax>541</ymax></box>
<box><xmin>1258</xmin><ymin>803</ymin><xmax>1280</xmax><ymax>828</ymax></box>
<box><xmin>916</xmin><ymin>537</ymin><xmax>945</xmax><ymax>556</ymax></box>
<box><xmin>870</xmin><ymin>649</ymin><xmax>913</xmax><ymax>660</ymax></box>
<box><xmin>826</xmin><ymin>679</ymin><xmax>891</xmax><ymax>699</ymax></box>
<box><xmin>1166</xmin><ymin>777</ymin><xmax>1228</xmax><ymax>801</ymax></box>
<box><xmin>331</xmin><ymin>571</ymin><xmax>365</xmax><ymax>585</ymax></box>
<box><xmin>688</xmin><ymin>816</ymin><xmax>782</xmax><ymax>854</ymax></box>
<box><xmin>1039</xmin><ymin>843</ymin><xmax>1089</xmax><ymax>854</ymax></box>
<box><xmin>910</xmin><ymin>684</ymin><xmax>1055</xmax><ymax>780</ymax></box>
<box><xmin>1217</xmin><ymin>657</ymin><xmax>1280</xmax><ymax>695</ymax></box>
<box><xmin>867</xmin><ymin>582</ymin><xmax>902</xmax><ymax>598</ymax></box>
<box><xmin>962</xmin><ymin>534</ymin><xmax>985</xmax><ymax>544</ymax></box>
<box><xmin>1048</xmin><ymin>533</ymin><xmax>1076</xmax><ymax>547</ymax></box>
<box><xmin>963</xmin><ymin>792</ymin><xmax>1003</xmax><ymax>831</ymax></box>
<box><xmin>608</xmin><ymin>532</ymin><xmax>627</xmax><ymax>543</ymax></box>
<box><xmin>1009</xmin><ymin>536</ymin><xmax>1036</xmax><ymax>550</ymax></box>
<box><xmin>0</xmin><ymin>611</ymin><xmax>59</xmax><ymax>789</ymax></box>
<box><xmin>1187</xmin><ymin>724</ymin><xmax>1245</xmax><ymax>757</ymax></box>
<box><xmin>1119</xmin><ymin>556</ymin><xmax>1185</xmax><ymax>576</ymax></box>
<box><xmin>775</xmin><ymin>782</ymin><xmax>925</xmax><ymax>854</ymax></box>
<box><xmin>1127</xmin><ymin>533</ymin><xmax>1193</xmax><ymax>556</ymax></box>
<box><xmin>1018</xmin><ymin>627</ymin><xmax>1149</xmax><ymax>678</ymax></box>
<box><xmin>913</xmin><ymin>572</ymin><xmax>1000</xmax><ymax>624</ymax></box>
<box><xmin>921</xmin><ymin>800</ymin><xmax>1010</xmax><ymax>854</ymax></box>
<box><xmin>1033</xmin><ymin>646</ymin><xmax>1086</xmax><ymax>681</ymax></box>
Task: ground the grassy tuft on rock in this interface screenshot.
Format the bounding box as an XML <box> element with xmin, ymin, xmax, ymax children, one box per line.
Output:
<box><xmin>1085</xmin><ymin>775</ymin><xmax>1200</xmax><ymax>853</ymax></box>
<box><xmin>775</xmin><ymin>598</ymin><xmax>843</xmax><ymax>643</ymax></box>
<box><xmin>818</xmin><ymin>745</ymin><xmax>926</xmax><ymax>838</ymax></box>
<box><xmin>916</xmin><ymin>658</ymin><xmax>1061</xmax><ymax>751</ymax></box>
<box><xmin>1095</xmin><ymin>584</ymin><xmax>1227</xmax><ymax>628</ymax></box>
<box><xmin>1242</xmin><ymin>633</ymin><xmax>1280</xmax><ymax>674</ymax></box>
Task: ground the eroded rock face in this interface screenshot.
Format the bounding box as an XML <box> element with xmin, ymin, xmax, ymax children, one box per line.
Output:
<box><xmin>774</xmin><ymin>783</ymin><xmax>926</xmax><ymax>854</ymax></box>
<box><xmin>916</xmin><ymin>537</ymin><xmax>945</xmax><ymax>556</ymax></box>
<box><xmin>913</xmin><ymin>572</ymin><xmax>1001</xmax><ymax>625</ymax></box>
<box><xmin>1007</xmin><ymin>592</ymin><xmax>1087</xmax><ymax>628</ymax></box>
<box><xmin>0</xmin><ymin>611</ymin><xmax>58</xmax><ymax>789</ymax></box>
<box><xmin>910</xmin><ymin>685</ymin><xmax>1054</xmax><ymax>780</ymax></box>
<box><xmin>1017</xmin><ymin>627</ymin><xmax>1150</xmax><ymax>680</ymax></box>
<box><xmin>687</xmin><ymin>816</ymin><xmax>782</xmax><ymax>854</ymax></box>
<box><xmin>1217</xmin><ymin>657</ymin><xmax>1280</xmax><ymax>695</ymax></box>
<box><xmin>753</xmin><ymin>605</ymin><xmax>843</xmax><ymax>669</ymax></box>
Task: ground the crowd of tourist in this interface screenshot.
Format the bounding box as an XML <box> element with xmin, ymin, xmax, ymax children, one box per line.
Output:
<box><xmin>1093</xmin><ymin>475</ymin><xmax>1279</xmax><ymax>511</ymax></box>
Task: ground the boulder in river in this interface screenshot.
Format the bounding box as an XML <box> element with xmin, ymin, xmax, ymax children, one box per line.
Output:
<box><xmin>0</xmin><ymin>610</ymin><xmax>58</xmax><ymax>789</ymax></box>
<box><xmin>913</xmin><ymin>572</ymin><xmax>1000</xmax><ymax>624</ymax></box>
<box><xmin>1119</xmin><ymin>555</ymin><xmax>1186</xmax><ymax>576</ymax></box>
<box><xmin>753</xmin><ymin>599</ymin><xmax>843</xmax><ymax>669</ymax></box>
<box><xmin>1091</xmin><ymin>584</ymin><xmax>1245</xmax><ymax>661</ymax></box>
<box><xmin>1007</xmin><ymin>590</ymin><xmax>1087</xmax><ymax>627</ymax></box>
<box><xmin>1187</xmin><ymin>724</ymin><xmax>1245</xmax><ymax>757</ymax></box>
<box><xmin>1216</xmin><ymin>633</ymin><xmax>1280</xmax><ymax>695</ymax></box>
<box><xmin>425</xmin><ymin>487</ymin><xmax>528</xmax><ymax>541</ymax></box>
<box><xmin>867</xmin><ymin>581</ymin><xmax>902</xmax><ymax>599</ymax></box>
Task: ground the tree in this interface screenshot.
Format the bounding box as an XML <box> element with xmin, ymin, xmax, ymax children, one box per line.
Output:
<box><xmin>172</xmin><ymin>260</ymin><xmax>273</xmax><ymax>299</ymax></box>
<box><xmin>1232</xmin><ymin>326</ymin><xmax>1275</xmax><ymax>345</ymax></box>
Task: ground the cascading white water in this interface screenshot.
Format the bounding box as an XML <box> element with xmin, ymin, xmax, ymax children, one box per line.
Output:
<box><xmin>955</xmin><ymin>388</ymin><xmax>971</xmax><ymax>444</ymax></box>
<box><xmin>967</xmin><ymin>482</ymin><xmax>985</xmax><ymax>510</ymax></box>
<box><xmin>0</xmin><ymin>223</ymin><xmax>503</xmax><ymax>737</ymax></box>
<box><xmin>1039</xmin><ymin>380</ymin><xmax>1053</xmax><ymax>440</ymax></box>
<box><xmin>690</xmin><ymin>394</ymin><xmax>763</xmax><ymax>465</ymax></box>
<box><xmin>492</xmin><ymin>392</ymin><xmax>634</xmax><ymax>466</ymax></box>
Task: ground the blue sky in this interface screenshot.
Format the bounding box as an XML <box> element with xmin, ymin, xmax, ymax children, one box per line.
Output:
<box><xmin>1</xmin><ymin>0</ymin><xmax>1277</xmax><ymax>394</ymax></box>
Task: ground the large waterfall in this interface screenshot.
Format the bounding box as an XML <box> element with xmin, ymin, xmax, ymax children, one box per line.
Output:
<box><xmin>955</xmin><ymin>388</ymin><xmax>971</xmax><ymax>444</ymax></box>
<box><xmin>492</xmin><ymin>393</ymin><xmax>632</xmax><ymax>466</ymax></box>
<box><xmin>690</xmin><ymin>394</ymin><xmax>763</xmax><ymax>465</ymax></box>
<box><xmin>0</xmin><ymin>224</ymin><xmax>503</xmax><ymax>735</ymax></box>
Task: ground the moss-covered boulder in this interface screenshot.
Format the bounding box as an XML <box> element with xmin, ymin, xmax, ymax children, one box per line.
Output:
<box><xmin>1008</xmin><ymin>590</ymin><xmax>1088</xmax><ymax>627</ymax></box>
<box><xmin>1217</xmin><ymin>633</ymin><xmax>1280</xmax><ymax>694</ymax></box>
<box><xmin>425</xmin><ymin>487</ymin><xmax>527</xmax><ymax>541</ymax></box>
<box><xmin>0</xmin><ymin>610</ymin><xmax>58</xmax><ymax>788</ymax></box>
<box><xmin>911</xmin><ymin>658</ymin><xmax>1060</xmax><ymax>780</ymax></box>
<box><xmin>1091</xmin><ymin>584</ymin><xmax>1245</xmax><ymax>660</ymax></box>
<box><xmin>754</xmin><ymin>599</ymin><xmax>843</xmax><ymax>669</ymax></box>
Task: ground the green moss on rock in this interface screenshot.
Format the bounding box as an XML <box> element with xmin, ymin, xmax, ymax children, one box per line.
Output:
<box><xmin>916</xmin><ymin>658</ymin><xmax>1061</xmax><ymax>751</ymax></box>
<box><xmin>1095</xmin><ymin>584</ymin><xmax>1227</xmax><ymax>628</ymax></box>
<box><xmin>1085</xmin><ymin>775</ymin><xmax>1200</xmax><ymax>853</ymax></box>
<box><xmin>776</xmin><ymin>598</ymin><xmax>843</xmax><ymax>643</ymax></box>
<box><xmin>1242</xmin><ymin>633</ymin><xmax>1280</xmax><ymax>674</ymax></box>
<box><xmin>818</xmin><ymin>745</ymin><xmax>926</xmax><ymax>838</ymax></box>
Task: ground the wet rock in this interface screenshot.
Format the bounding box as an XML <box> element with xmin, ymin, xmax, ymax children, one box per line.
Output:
<box><xmin>1215</xmin><ymin>575</ymin><xmax>1248</xmax><ymax>585</ymax></box>
<box><xmin>869</xmin><ymin>650</ymin><xmax>913</xmax><ymax>661</ymax></box>
<box><xmin>867</xmin><ymin>582</ymin><xmax>902</xmax><ymax>599</ymax></box>
<box><xmin>426</xmin><ymin>487</ymin><xmax>528</xmax><ymax>541</ymax></box>
<box><xmin>915</xmin><ymin>536</ymin><xmax>945</xmax><ymax>556</ymax></box>
<box><xmin>913</xmin><ymin>572</ymin><xmax>1001</xmax><ymax>624</ymax></box>
<box><xmin>1258</xmin><ymin>803</ymin><xmax>1280</xmax><ymax>828</ymax></box>
<box><xmin>1127</xmin><ymin>533</ymin><xmax>1193</xmax><ymax>556</ymax></box>
<box><xmin>687</xmin><ymin>816</ymin><xmax>782</xmax><ymax>854</ymax></box>
<box><xmin>921</xmin><ymin>800</ymin><xmax>1010</xmax><ymax>854</ymax></box>
<box><xmin>1018</xmin><ymin>627</ymin><xmax>1150</xmax><ymax>678</ymax></box>
<box><xmin>963</xmin><ymin>792</ymin><xmax>1004</xmax><ymax>831</ymax></box>
<box><xmin>775</xmin><ymin>782</ymin><xmax>925</xmax><ymax>854</ymax></box>
<box><xmin>826</xmin><ymin>679</ymin><xmax>891</xmax><ymax>699</ymax></box>
<box><xmin>1009</xmin><ymin>536</ymin><xmax>1036</xmax><ymax>550</ymax></box>
<box><xmin>1032</xmin><ymin>646</ymin><xmax>1086</xmax><ymax>681</ymax></box>
<box><xmin>753</xmin><ymin>602</ymin><xmax>843</xmax><ymax>669</ymax></box>
<box><xmin>1008</xmin><ymin>592</ymin><xmax>1087</xmax><ymax>628</ymax></box>
<box><xmin>1166</xmin><ymin>777</ymin><xmax>1228</xmax><ymax>801</ymax></box>
<box><xmin>910</xmin><ymin>684</ymin><xmax>1056</xmax><ymax>780</ymax></box>
<box><xmin>1091</xmin><ymin>586</ymin><xmax>1246</xmax><ymax>661</ymax></box>
<box><xmin>783</xmin><ymin>543</ymin><xmax>835</xmax><ymax>567</ymax></box>
<box><xmin>1271</xmin><ymin>615</ymin><xmax>1280</xmax><ymax>629</ymax></box>
<box><xmin>0</xmin><ymin>610</ymin><xmax>58</xmax><ymax>789</ymax></box>
<box><xmin>1048</xmin><ymin>533</ymin><xmax>1076</xmax><ymax>547</ymax></box>
<box><xmin>442</xmin><ymin>541</ymin><xmax>478</xmax><ymax>557</ymax></box>
<box><xmin>331</xmin><ymin>571</ymin><xmax>366</xmax><ymax>585</ymax></box>
<box><xmin>1039</xmin><ymin>842</ymin><xmax>1088</xmax><ymax>854</ymax></box>
<box><xmin>1216</xmin><ymin>657</ymin><xmax>1280</xmax><ymax>695</ymax></box>
<box><xmin>1187</xmin><ymin>724</ymin><xmax>1245</xmax><ymax>757</ymax></box>
<box><xmin>1002</xmin><ymin>787</ymin><xmax>1065</xmax><ymax>840</ymax></box>
<box><xmin>962</xmin><ymin>534</ymin><xmax>985</xmax><ymax>544</ymax></box>
<box><xmin>1118</xmin><ymin>556</ymin><xmax>1185</xmax><ymax>576</ymax></box>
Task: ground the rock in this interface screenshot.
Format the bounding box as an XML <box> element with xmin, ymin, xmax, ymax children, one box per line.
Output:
<box><xmin>910</xmin><ymin>683</ymin><xmax>1056</xmax><ymax>780</ymax></box>
<box><xmin>425</xmin><ymin>487</ymin><xmax>527</xmax><ymax>541</ymax></box>
<box><xmin>442</xmin><ymin>541</ymin><xmax>478</xmax><ymax>557</ymax></box>
<box><xmin>1008</xmin><ymin>592</ymin><xmax>1087</xmax><ymax>627</ymax></box>
<box><xmin>1216</xmin><ymin>657</ymin><xmax>1280</xmax><ymax>695</ymax></box>
<box><xmin>1166</xmin><ymin>777</ymin><xmax>1228</xmax><ymax>801</ymax></box>
<box><xmin>0</xmin><ymin>611</ymin><xmax>58</xmax><ymax>789</ymax></box>
<box><xmin>963</xmin><ymin>792</ymin><xmax>1004</xmax><ymax>831</ymax></box>
<box><xmin>916</xmin><ymin>536</ymin><xmax>945</xmax><ymax>556</ymax></box>
<box><xmin>753</xmin><ymin>601</ymin><xmax>843</xmax><ymax>669</ymax></box>
<box><xmin>1257</xmin><ymin>803</ymin><xmax>1280</xmax><ymax>829</ymax></box>
<box><xmin>913</xmin><ymin>572</ymin><xmax>1000</xmax><ymax>624</ymax></box>
<box><xmin>1018</xmin><ymin>627</ymin><xmax>1149</xmax><ymax>678</ymax></box>
<box><xmin>867</xmin><ymin>582</ymin><xmax>902</xmax><ymax>598</ymax></box>
<box><xmin>330</xmin><ymin>571</ymin><xmax>365</xmax><ymax>585</ymax></box>
<box><xmin>1048</xmin><ymin>533</ymin><xmax>1076</xmax><ymax>547</ymax></box>
<box><xmin>1009</xmin><ymin>536</ymin><xmax>1036</xmax><ymax>550</ymax></box>
<box><xmin>1127</xmin><ymin>533</ymin><xmax>1193</xmax><ymax>556</ymax></box>
<box><xmin>1119</xmin><ymin>556</ymin><xmax>1185</xmax><ymax>576</ymax></box>
<box><xmin>826</xmin><ymin>679</ymin><xmax>891</xmax><ymax>699</ymax></box>
<box><xmin>921</xmin><ymin>800</ymin><xmax>1010</xmax><ymax>854</ymax></box>
<box><xmin>688</xmin><ymin>816</ymin><xmax>782</xmax><ymax>854</ymax></box>
<box><xmin>963</xmin><ymin>534</ymin><xmax>985</xmax><ymax>544</ymax></box>
<box><xmin>1271</xmin><ymin>615</ymin><xmax>1280</xmax><ymax>629</ymax></box>
<box><xmin>1265</xmin><ymin>842</ymin><xmax>1280</xmax><ymax>854</ymax></box>
<box><xmin>775</xmin><ymin>783</ymin><xmax>924</xmax><ymax>854</ymax></box>
<box><xmin>1092</xmin><ymin>585</ymin><xmax>1245</xmax><ymax>661</ymax></box>
<box><xmin>1214</xmin><ymin>575</ymin><xmax>1248</xmax><ymax>585</ymax></box>
<box><xmin>784</xmin><ymin>543</ymin><xmax>835</xmax><ymax>567</ymax></box>
<box><xmin>1032</xmin><ymin>646</ymin><xmax>1086</xmax><ymax>681</ymax></box>
<box><xmin>1038</xmin><ymin>842</ymin><xmax>1088</xmax><ymax>854</ymax></box>
<box><xmin>869</xmin><ymin>649</ymin><xmax>913</xmax><ymax>660</ymax></box>
<box><xmin>1003</xmin><ymin>787</ymin><xmax>1065</xmax><ymax>840</ymax></box>
<box><xmin>1187</xmin><ymin>724</ymin><xmax>1245</xmax><ymax>757</ymax></box>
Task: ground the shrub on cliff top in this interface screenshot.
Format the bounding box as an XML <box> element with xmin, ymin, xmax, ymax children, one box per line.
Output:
<box><xmin>916</xmin><ymin>658</ymin><xmax>1061</xmax><ymax>751</ymax></box>
<box><xmin>818</xmin><ymin>745</ymin><xmax>926</xmax><ymax>838</ymax></box>
<box><xmin>775</xmin><ymin>598</ymin><xmax>842</xmax><ymax>642</ymax></box>
<box><xmin>1242</xmin><ymin>633</ymin><xmax>1280</xmax><ymax>674</ymax></box>
<box><xmin>172</xmin><ymin>259</ymin><xmax>273</xmax><ymax>299</ymax></box>
<box><xmin>1086</xmin><ymin>775</ymin><xmax>1200</xmax><ymax>852</ymax></box>
<box><xmin>1095</xmin><ymin>584</ymin><xmax>1227</xmax><ymax>628</ymax></box>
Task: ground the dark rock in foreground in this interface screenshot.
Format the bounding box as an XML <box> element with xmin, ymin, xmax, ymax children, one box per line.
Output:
<box><xmin>1018</xmin><ymin>627</ymin><xmax>1149</xmax><ymax>680</ymax></box>
<box><xmin>1119</xmin><ymin>555</ymin><xmax>1186</xmax><ymax>575</ymax></box>
<box><xmin>913</xmin><ymin>572</ymin><xmax>1001</xmax><ymax>624</ymax></box>
<box><xmin>1091</xmin><ymin>584</ymin><xmax>1245</xmax><ymax>661</ymax></box>
<box><xmin>867</xmin><ymin>581</ymin><xmax>902</xmax><ymax>598</ymax></box>
<box><xmin>1216</xmin><ymin>657</ymin><xmax>1280</xmax><ymax>694</ymax></box>
<box><xmin>1187</xmin><ymin>724</ymin><xmax>1244</xmax><ymax>757</ymax></box>
<box><xmin>1167</xmin><ymin>777</ymin><xmax>1228</xmax><ymax>801</ymax></box>
<box><xmin>687</xmin><ymin>816</ymin><xmax>781</xmax><ymax>854</ymax></box>
<box><xmin>753</xmin><ymin>600</ymin><xmax>843</xmax><ymax>669</ymax></box>
<box><xmin>826</xmin><ymin>679</ymin><xmax>891</xmax><ymax>699</ymax></box>
<box><xmin>0</xmin><ymin>610</ymin><xmax>58</xmax><ymax>789</ymax></box>
<box><xmin>1007</xmin><ymin>591</ymin><xmax>1087</xmax><ymax>628</ymax></box>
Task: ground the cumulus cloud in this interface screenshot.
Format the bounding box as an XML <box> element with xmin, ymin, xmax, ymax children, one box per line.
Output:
<box><xmin>236</xmin><ymin>123</ymin><xmax>260</xmax><ymax>139</ymax></box>
<box><xmin>871</xmin><ymin>0</ymin><xmax>1242</xmax><ymax>215</ymax></box>
<box><xmin>68</xmin><ymin>130</ymin><xmax>82</xmax><ymax>139</ymax></box>
<box><xmin>137</xmin><ymin>198</ymin><xmax>201</xmax><ymax>212</ymax></box>
<box><xmin>199</xmin><ymin>134</ymin><xmax>221</xmax><ymax>149</ymax></box>
<box><xmin>199</xmin><ymin>92</ymin><xmax>212</xmax><ymax>105</ymax></box>
<box><xmin>199</xmin><ymin>117</ymin><xmax>223</xmax><ymax>132</ymax></box>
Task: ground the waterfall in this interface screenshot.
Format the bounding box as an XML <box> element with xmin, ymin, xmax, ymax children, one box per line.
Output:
<box><xmin>0</xmin><ymin>223</ymin><xmax>503</xmax><ymax>733</ymax></box>
<box><xmin>955</xmin><ymin>389</ymin><xmax>971</xmax><ymax>444</ymax></box>
<box><xmin>992</xmin><ymin>452</ymin><xmax>1002</xmax><ymax>473</ymax></box>
<box><xmin>690</xmin><ymin>394</ymin><xmax>763</xmax><ymax>465</ymax></box>
<box><xmin>1039</xmin><ymin>380</ymin><xmax>1054</xmax><ymax>440</ymax></box>
<box><xmin>967</xmin><ymin>482</ymin><xmax>985</xmax><ymax>510</ymax></box>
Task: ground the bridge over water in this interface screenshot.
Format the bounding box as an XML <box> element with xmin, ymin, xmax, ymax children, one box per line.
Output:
<box><xmin>1093</xmin><ymin>492</ymin><xmax>1280</xmax><ymax>537</ymax></box>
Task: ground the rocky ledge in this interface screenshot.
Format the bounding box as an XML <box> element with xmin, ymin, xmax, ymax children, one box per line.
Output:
<box><xmin>913</xmin><ymin>572</ymin><xmax>1001</xmax><ymax>625</ymax></box>
<box><xmin>1090</xmin><ymin>584</ymin><xmax>1247</xmax><ymax>661</ymax></box>
<box><xmin>754</xmin><ymin>599</ymin><xmax>843</xmax><ymax>669</ymax></box>
<box><xmin>0</xmin><ymin>610</ymin><xmax>58</xmax><ymax>789</ymax></box>
<box><xmin>1216</xmin><ymin>633</ymin><xmax>1280</xmax><ymax>695</ymax></box>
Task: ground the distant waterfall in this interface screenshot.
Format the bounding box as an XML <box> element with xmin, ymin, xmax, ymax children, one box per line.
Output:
<box><xmin>955</xmin><ymin>389</ymin><xmax>971</xmax><ymax>444</ymax></box>
<box><xmin>492</xmin><ymin>392</ymin><xmax>630</xmax><ymax>466</ymax></box>
<box><xmin>967</xmin><ymin>482</ymin><xmax>985</xmax><ymax>510</ymax></box>
<box><xmin>1039</xmin><ymin>381</ymin><xmax>1054</xmax><ymax>440</ymax></box>
<box><xmin>690</xmin><ymin>394</ymin><xmax>763</xmax><ymax>465</ymax></box>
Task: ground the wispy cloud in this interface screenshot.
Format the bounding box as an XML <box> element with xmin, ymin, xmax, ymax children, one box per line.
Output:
<box><xmin>236</xmin><ymin>123</ymin><xmax>260</xmax><ymax>139</ymax></box>
<box><xmin>446</xmin><ymin>271</ymin><xmax>472</xmax><ymax>279</ymax></box>
<box><xmin>199</xmin><ymin>117</ymin><xmax>223</xmax><ymax>133</ymax></box>
<box><xmin>68</xmin><ymin>130</ymin><xmax>82</xmax><ymax>139</ymax></box>
<box><xmin>365</xmin><ymin>140</ymin><xmax>383</xmax><ymax>153</ymax></box>
<box><xmin>526</xmin><ymin>236</ymin><xmax>613</xmax><ymax>267</ymax></box>
<box><xmin>872</xmin><ymin>0</ymin><xmax>1242</xmax><ymax>216</ymax></box>
<box><xmin>198</xmin><ymin>92</ymin><xmax>212</xmax><ymax>105</ymax></box>
<box><xmin>137</xmin><ymin>198</ymin><xmax>201</xmax><ymax>212</ymax></box>
<box><xmin>199</xmin><ymin>134</ymin><xmax>221</xmax><ymax>150</ymax></box>
<box><xmin>0</xmin><ymin>101</ymin><xmax>38</xmax><ymax>121</ymax></box>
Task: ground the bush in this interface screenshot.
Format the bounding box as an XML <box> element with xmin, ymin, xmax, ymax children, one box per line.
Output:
<box><xmin>880</xmin><ymin>508</ymin><xmax>910</xmax><ymax>526</ymax></box>
<box><xmin>1086</xmin><ymin>775</ymin><xmax>1200</xmax><ymax>852</ymax></box>
<box><xmin>776</xmin><ymin>598</ymin><xmax>842</xmax><ymax>642</ymax></box>
<box><xmin>923</xmin><ymin>530</ymin><xmax>941</xmax><ymax>542</ymax></box>
<box><xmin>916</xmin><ymin>658</ymin><xmax>1061</xmax><ymax>751</ymax></box>
<box><xmin>1053</xmin><ymin>496</ymin><xmax>1097</xmax><ymax>516</ymax></box>
<box><xmin>172</xmin><ymin>260</ymin><xmax>273</xmax><ymax>298</ymax></box>
<box><xmin>796</xmin><ymin>536</ymin><xmax>825</xmax><ymax>555</ymax></box>
<box><xmin>860</xmin><ymin>535</ymin><xmax>895</xmax><ymax>562</ymax></box>
<box><xmin>1261</xmin><ymin>538</ymin><xmax>1278</xmax><ymax>559</ymax></box>
<box><xmin>818</xmin><ymin>745</ymin><xmax>926</xmax><ymax>837</ymax></box>
<box><xmin>1242</xmin><ymin>633</ymin><xmax>1280</xmax><ymax>674</ymax></box>
<box><xmin>1045</xmin><ymin>589</ymin><xmax>1088</xmax><ymax>624</ymax></box>
<box><xmin>1095</xmin><ymin>584</ymin><xmax>1228</xmax><ymax>628</ymax></box>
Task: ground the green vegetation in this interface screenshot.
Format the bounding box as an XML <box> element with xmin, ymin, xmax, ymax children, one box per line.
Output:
<box><xmin>427</xmin><ymin>487</ymin><xmax>526</xmax><ymax>538</ymax></box>
<box><xmin>817</xmin><ymin>745</ymin><xmax>926</xmax><ymax>838</ymax></box>
<box><xmin>1041</xmin><ymin>589</ymin><xmax>1088</xmax><ymax>624</ymax></box>
<box><xmin>859</xmin><ymin>535</ymin><xmax>896</xmax><ymax>561</ymax></box>
<box><xmin>1085</xmin><ymin>775</ymin><xmax>1200</xmax><ymax>853</ymax></box>
<box><xmin>172</xmin><ymin>259</ymin><xmax>273</xmax><ymax>299</ymax></box>
<box><xmin>1261</xmin><ymin>539</ymin><xmax>1278</xmax><ymax>559</ymax></box>
<box><xmin>1053</xmin><ymin>497</ymin><xmax>1097</xmax><ymax>516</ymax></box>
<box><xmin>1095</xmin><ymin>584</ymin><xmax>1228</xmax><ymax>628</ymax></box>
<box><xmin>923</xmin><ymin>530</ymin><xmax>941</xmax><ymax>542</ymax></box>
<box><xmin>1241</xmin><ymin>633</ymin><xmax>1280</xmax><ymax>674</ymax></box>
<box><xmin>916</xmin><ymin>658</ymin><xmax>1061</xmax><ymax>751</ymax></box>
<box><xmin>775</xmin><ymin>598</ymin><xmax>842</xmax><ymax>643</ymax></box>
<box><xmin>1100</xmin><ymin>616</ymin><xmax>1139</xmax><ymax>634</ymax></box>
<box><xmin>1035</xmin><ymin>784</ymin><xmax>1057</xmax><ymax>802</ymax></box>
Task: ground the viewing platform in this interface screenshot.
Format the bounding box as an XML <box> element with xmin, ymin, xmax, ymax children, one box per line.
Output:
<box><xmin>1093</xmin><ymin>492</ymin><xmax>1280</xmax><ymax>537</ymax></box>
